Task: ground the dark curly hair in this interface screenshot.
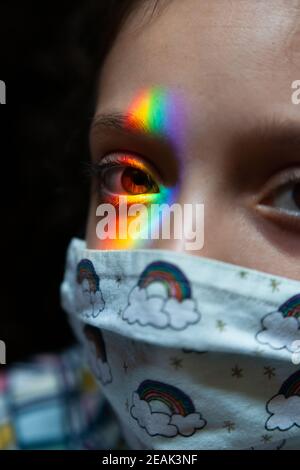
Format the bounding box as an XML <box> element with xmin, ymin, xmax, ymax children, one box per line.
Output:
<box><xmin>2</xmin><ymin>0</ymin><xmax>161</xmax><ymax>362</ymax></box>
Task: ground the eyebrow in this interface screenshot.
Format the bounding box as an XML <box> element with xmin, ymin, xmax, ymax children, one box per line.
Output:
<box><xmin>91</xmin><ymin>112</ymin><xmax>159</xmax><ymax>139</ymax></box>
<box><xmin>90</xmin><ymin>110</ymin><xmax>183</xmax><ymax>155</ymax></box>
<box><xmin>92</xmin><ymin>112</ymin><xmax>300</xmax><ymax>135</ymax></box>
<box><xmin>90</xmin><ymin>112</ymin><xmax>300</xmax><ymax>165</ymax></box>
<box><xmin>229</xmin><ymin>119</ymin><xmax>300</xmax><ymax>182</ymax></box>
<box><xmin>91</xmin><ymin>112</ymin><xmax>128</xmax><ymax>133</ymax></box>
<box><xmin>242</xmin><ymin>120</ymin><xmax>300</xmax><ymax>151</ymax></box>
<box><xmin>89</xmin><ymin>110</ymin><xmax>181</xmax><ymax>181</ymax></box>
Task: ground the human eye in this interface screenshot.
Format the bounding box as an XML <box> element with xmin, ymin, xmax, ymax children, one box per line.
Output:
<box><xmin>90</xmin><ymin>152</ymin><xmax>161</xmax><ymax>199</ymax></box>
<box><xmin>256</xmin><ymin>167</ymin><xmax>300</xmax><ymax>231</ymax></box>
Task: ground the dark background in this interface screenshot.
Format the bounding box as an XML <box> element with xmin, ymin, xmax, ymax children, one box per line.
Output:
<box><xmin>0</xmin><ymin>1</ymin><xmax>105</xmax><ymax>362</ymax></box>
<box><xmin>0</xmin><ymin>0</ymin><xmax>145</xmax><ymax>364</ymax></box>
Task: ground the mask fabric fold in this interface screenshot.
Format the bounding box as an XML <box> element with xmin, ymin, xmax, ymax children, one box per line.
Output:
<box><xmin>61</xmin><ymin>238</ymin><xmax>300</xmax><ymax>450</ymax></box>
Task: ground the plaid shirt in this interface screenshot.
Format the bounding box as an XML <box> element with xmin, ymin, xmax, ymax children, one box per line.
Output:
<box><xmin>0</xmin><ymin>347</ymin><xmax>125</xmax><ymax>450</ymax></box>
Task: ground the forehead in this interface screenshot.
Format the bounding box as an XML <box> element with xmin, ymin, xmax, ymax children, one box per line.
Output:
<box><xmin>97</xmin><ymin>0</ymin><xmax>300</xmax><ymax>131</ymax></box>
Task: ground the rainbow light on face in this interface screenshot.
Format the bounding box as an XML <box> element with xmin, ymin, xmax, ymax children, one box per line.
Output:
<box><xmin>99</xmin><ymin>181</ymin><xmax>177</xmax><ymax>250</ymax></box>
<box><xmin>98</xmin><ymin>87</ymin><xmax>184</xmax><ymax>250</ymax></box>
<box><xmin>125</xmin><ymin>87</ymin><xmax>185</xmax><ymax>153</ymax></box>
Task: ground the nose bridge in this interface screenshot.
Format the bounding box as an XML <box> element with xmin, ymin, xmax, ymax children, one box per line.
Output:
<box><xmin>151</xmin><ymin>163</ymin><xmax>238</xmax><ymax>262</ymax></box>
<box><xmin>151</xmin><ymin>171</ymin><xmax>211</xmax><ymax>256</ymax></box>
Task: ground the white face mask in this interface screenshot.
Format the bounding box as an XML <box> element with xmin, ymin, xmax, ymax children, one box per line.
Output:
<box><xmin>61</xmin><ymin>238</ymin><xmax>300</xmax><ymax>450</ymax></box>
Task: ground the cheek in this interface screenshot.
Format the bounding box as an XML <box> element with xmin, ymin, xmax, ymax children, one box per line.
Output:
<box><xmin>201</xmin><ymin>209</ymin><xmax>300</xmax><ymax>281</ymax></box>
<box><xmin>86</xmin><ymin>193</ymin><xmax>153</xmax><ymax>251</ymax></box>
<box><xmin>85</xmin><ymin>183</ymin><xmax>300</xmax><ymax>282</ymax></box>
<box><xmin>86</xmin><ymin>196</ymin><xmax>100</xmax><ymax>249</ymax></box>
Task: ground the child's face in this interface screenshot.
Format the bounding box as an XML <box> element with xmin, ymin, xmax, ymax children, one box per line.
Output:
<box><xmin>87</xmin><ymin>0</ymin><xmax>300</xmax><ymax>280</ymax></box>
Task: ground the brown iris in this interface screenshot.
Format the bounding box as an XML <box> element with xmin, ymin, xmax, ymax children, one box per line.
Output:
<box><xmin>121</xmin><ymin>167</ymin><xmax>159</xmax><ymax>195</ymax></box>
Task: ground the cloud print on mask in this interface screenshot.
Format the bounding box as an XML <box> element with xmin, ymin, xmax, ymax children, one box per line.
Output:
<box><xmin>122</xmin><ymin>261</ymin><xmax>201</xmax><ymax>330</ymax></box>
<box><xmin>265</xmin><ymin>369</ymin><xmax>300</xmax><ymax>431</ymax></box>
<box><xmin>130</xmin><ymin>380</ymin><xmax>207</xmax><ymax>437</ymax></box>
<box><xmin>83</xmin><ymin>324</ymin><xmax>112</xmax><ymax>385</ymax></box>
<box><xmin>256</xmin><ymin>294</ymin><xmax>300</xmax><ymax>352</ymax></box>
<box><xmin>76</xmin><ymin>259</ymin><xmax>105</xmax><ymax>318</ymax></box>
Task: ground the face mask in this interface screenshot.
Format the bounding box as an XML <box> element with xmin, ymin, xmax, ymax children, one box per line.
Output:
<box><xmin>61</xmin><ymin>238</ymin><xmax>300</xmax><ymax>450</ymax></box>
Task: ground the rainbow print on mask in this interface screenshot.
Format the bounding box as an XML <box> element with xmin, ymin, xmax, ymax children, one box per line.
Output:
<box><xmin>122</xmin><ymin>261</ymin><xmax>201</xmax><ymax>330</ymax></box>
<box><xmin>77</xmin><ymin>259</ymin><xmax>99</xmax><ymax>294</ymax></box>
<box><xmin>137</xmin><ymin>380</ymin><xmax>195</xmax><ymax>415</ymax></box>
<box><xmin>279</xmin><ymin>294</ymin><xmax>300</xmax><ymax>319</ymax></box>
<box><xmin>138</xmin><ymin>261</ymin><xmax>191</xmax><ymax>302</ymax></box>
<box><xmin>266</xmin><ymin>369</ymin><xmax>300</xmax><ymax>431</ymax></box>
<box><xmin>84</xmin><ymin>324</ymin><xmax>108</xmax><ymax>364</ymax></box>
<box><xmin>278</xmin><ymin>369</ymin><xmax>300</xmax><ymax>398</ymax></box>
<box><xmin>256</xmin><ymin>293</ymin><xmax>300</xmax><ymax>352</ymax></box>
<box><xmin>130</xmin><ymin>379</ymin><xmax>206</xmax><ymax>437</ymax></box>
<box><xmin>83</xmin><ymin>323</ymin><xmax>112</xmax><ymax>385</ymax></box>
<box><xmin>75</xmin><ymin>259</ymin><xmax>105</xmax><ymax>318</ymax></box>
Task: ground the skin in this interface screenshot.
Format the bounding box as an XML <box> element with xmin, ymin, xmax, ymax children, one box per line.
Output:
<box><xmin>87</xmin><ymin>0</ymin><xmax>300</xmax><ymax>280</ymax></box>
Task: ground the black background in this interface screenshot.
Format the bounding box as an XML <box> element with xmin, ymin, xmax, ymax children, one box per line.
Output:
<box><xmin>0</xmin><ymin>0</ymin><xmax>158</xmax><ymax>364</ymax></box>
<box><xmin>0</xmin><ymin>1</ymin><xmax>101</xmax><ymax>362</ymax></box>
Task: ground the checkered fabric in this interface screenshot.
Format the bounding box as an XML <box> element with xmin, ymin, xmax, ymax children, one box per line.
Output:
<box><xmin>0</xmin><ymin>348</ymin><xmax>125</xmax><ymax>450</ymax></box>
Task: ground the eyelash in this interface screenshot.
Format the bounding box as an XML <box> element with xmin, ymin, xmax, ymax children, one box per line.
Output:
<box><xmin>256</xmin><ymin>167</ymin><xmax>300</xmax><ymax>231</ymax></box>
<box><xmin>259</xmin><ymin>167</ymin><xmax>300</xmax><ymax>201</ymax></box>
<box><xmin>87</xmin><ymin>155</ymin><xmax>300</xmax><ymax>232</ymax></box>
<box><xmin>87</xmin><ymin>153</ymin><xmax>162</xmax><ymax>202</ymax></box>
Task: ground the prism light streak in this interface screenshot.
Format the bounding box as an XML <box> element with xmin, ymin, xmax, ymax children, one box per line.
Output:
<box><xmin>99</xmin><ymin>185</ymin><xmax>177</xmax><ymax>250</ymax></box>
<box><xmin>125</xmin><ymin>87</ymin><xmax>185</xmax><ymax>154</ymax></box>
<box><xmin>98</xmin><ymin>87</ymin><xmax>184</xmax><ymax>249</ymax></box>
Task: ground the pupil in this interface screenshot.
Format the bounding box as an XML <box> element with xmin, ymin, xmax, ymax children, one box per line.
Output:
<box><xmin>121</xmin><ymin>167</ymin><xmax>158</xmax><ymax>194</ymax></box>
<box><xmin>293</xmin><ymin>183</ymin><xmax>300</xmax><ymax>209</ymax></box>
<box><xmin>131</xmin><ymin>169</ymin><xmax>149</xmax><ymax>186</ymax></box>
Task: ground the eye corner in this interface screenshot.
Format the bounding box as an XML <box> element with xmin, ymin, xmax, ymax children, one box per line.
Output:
<box><xmin>92</xmin><ymin>152</ymin><xmax>163</xmax><ymax>198</ymax></box>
